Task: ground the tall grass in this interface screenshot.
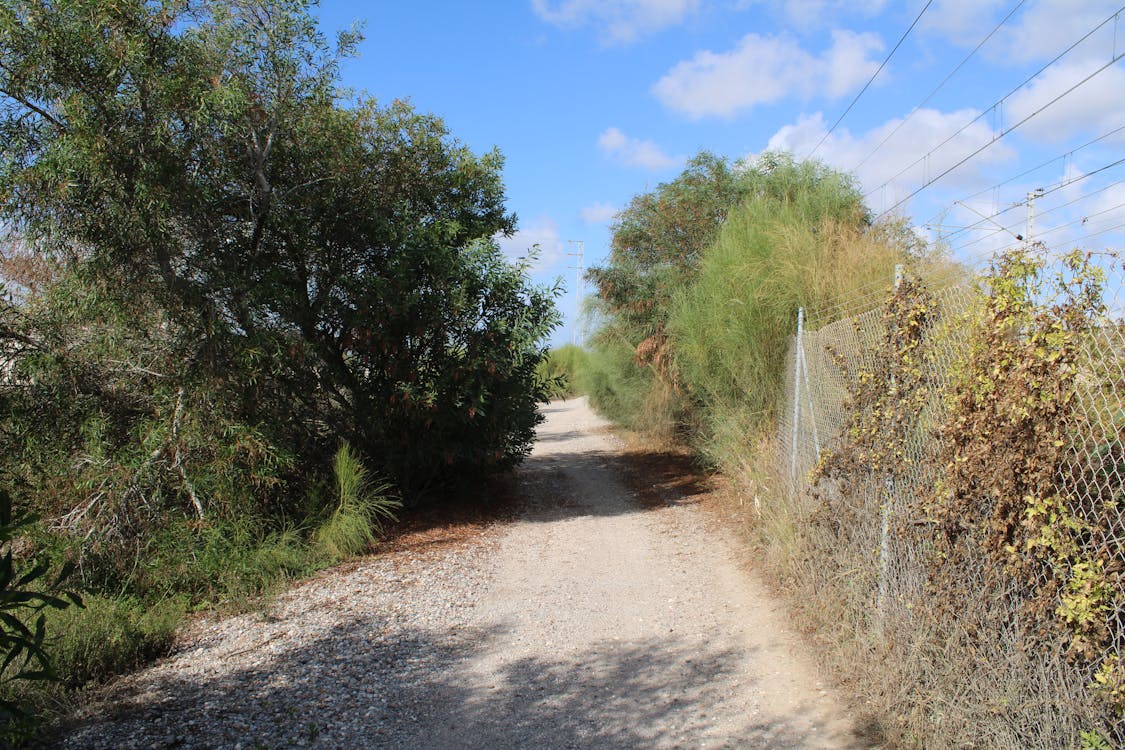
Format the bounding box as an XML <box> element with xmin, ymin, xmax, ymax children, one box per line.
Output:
<box><xmin>314</xmin><ymin>443</ymin><xmax>399</xmax><ymax>561</ymax></box>
<box><xmin>669</xmin><ymin>206</ymin><xmax>957</xmax><ymax>468</ymax></box>
<box><xmin>582</xmin><ymin>336</ymin><xmax>684</xmax><ymax>439</ymax></box>
<box><xmin>536</xmin><ymin>344</ymin><xmax>589</xmax><ymax>399</ymax></box>
<box><xmin>3</xmin><ymin>444</ymin><xmax>402</xmax><ymax>737</ymax></box>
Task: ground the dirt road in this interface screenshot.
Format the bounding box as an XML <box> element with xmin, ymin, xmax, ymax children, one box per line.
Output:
<box><xmin>55</xmin><ymin>397</ymin><xmax>871</xmax><ymax>749</ymax></box>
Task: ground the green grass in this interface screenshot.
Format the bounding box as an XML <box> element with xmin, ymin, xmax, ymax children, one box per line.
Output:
<box><xmin>0</xmin><ymin>593</ymin><xmax>185</xmax><ymax>740</ymax></box>
<box><xmin>2</xmin><ymin>443</ymin><xmax>405</xmax><ymax>740</ymax></box>
<box><xmin>314</xmin><ymin>443</ymin><xmax>400</xmax><ymax>561</ymax></box>
<box><xmin>668</xmin><ymin>206</ymin><xmax>959</xmax><ymax>468</ymax></box>
<box><xmin>582</xmin><ymin>336</ymin><xmax>685</xmax><ymax>439</ymax></box>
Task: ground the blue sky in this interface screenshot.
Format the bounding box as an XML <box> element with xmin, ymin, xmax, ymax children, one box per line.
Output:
<box><xmin>315</xmin><ymin>1</ymin><xmax>1125</xmax><ymax>342</ymax></box>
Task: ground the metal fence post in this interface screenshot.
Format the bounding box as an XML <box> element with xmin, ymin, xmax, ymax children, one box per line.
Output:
<box><xmin>799</xmin><ymin>330</ymin><xmax>821</xmax><ymax>461</ymax></box>
<box><xmin>878</xmin><ymin>265</ymin><xmax>904</xmax><ymax>625</ymax></box>
<box><xmin>789</xmin><ymin>307</ymin><xmax>805</xmax><ymax>484</ymax></box>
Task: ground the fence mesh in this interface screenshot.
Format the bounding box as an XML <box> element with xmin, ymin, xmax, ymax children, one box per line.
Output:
<box><xmin>777</xmin><ymin>254</ymin><xmax>1124</xmax><ymax>748</ymax></box>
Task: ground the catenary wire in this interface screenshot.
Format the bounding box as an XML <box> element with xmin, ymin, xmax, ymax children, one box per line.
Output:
<box><xmin>865</xmin><ymin>7</ymin><xmax>1125</xmax><ymax>207</ymax></box>
<box><xmin>851</xmin><ymin>0</ymin><xmax>1027</xmax><ymax>173</ymax></box>
<box><xmin>938</xmin><ymin>154</ymin><xmax>1125</xmax><ymax>244</ymax></box>
<box><xmin>922</xmin><ymin>121</ymin><xmax>1125</xmax><ymax>229</ymax></box>
<box><xmin>807</xmin><ymin>0</ymin><xmax>934</xmax><ymax>159</ymax></box>
<box><xmin>875</xmin><ymin>51</ymin><xmax>1125</xmax><ymax>221</ymax></box>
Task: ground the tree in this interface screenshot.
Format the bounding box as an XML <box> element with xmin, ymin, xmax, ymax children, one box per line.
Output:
<box><xmin>586</xmin><ymin>151</ymin><xmax>742</xmax><ymax>345</ymax></box>
<box><xmin>0</xmin><ymin>0</ymin><xmax>558</xmax><ymax>508</ymax></box>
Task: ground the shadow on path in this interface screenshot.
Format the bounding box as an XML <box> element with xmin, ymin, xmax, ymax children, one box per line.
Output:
<box><xmin>53</xmin><ymin>617</ymin><xmax>858</xmax><ymax>749</ymax></box>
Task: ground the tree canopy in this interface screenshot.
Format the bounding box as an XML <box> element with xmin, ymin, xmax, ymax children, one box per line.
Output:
<box><xmin>0</xmin><ymin>0</ymin><xmax>558</xmax><ymax>516</ymax></box>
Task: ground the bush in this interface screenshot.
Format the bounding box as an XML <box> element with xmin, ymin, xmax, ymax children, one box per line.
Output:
<box><xmin>669</xmin><ymin>215</ymin><xmax>903</xmax><ymax>461</ymax></box>
<box><xmin>536</xmin><ymin>345</ymin><xmax>589</xmax><ymax>400</ymax></box>
<box><xmin>44</xmin><ymin>595</ymin><xmax>183</xmax><ymax>690</ymax></box>
<box><xmin>139</xmin><ymin>519</ymin><xmax>314</xmax><ymax>607</ymax></box>
<box><xmin>0</xmin><ymin>488</ymin><xmax>81</xmax><ymax>737</ymax></box>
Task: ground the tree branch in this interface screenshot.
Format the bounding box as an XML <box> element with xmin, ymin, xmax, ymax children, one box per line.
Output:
<box><xmin>0</xmin><ymin>87</ymin><xmax>67</xmax><ymax>132</ymax></box>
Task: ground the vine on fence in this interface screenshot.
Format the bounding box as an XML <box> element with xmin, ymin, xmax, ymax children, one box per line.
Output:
<box><xmin>816</xmin><ymin>275</ymin><xmax>937</xmax><ymax>486</ymax></box>
<box><xmin>930</xmin><ymin>249</ymin><xmax>1123</xmax><ymax>711</ymax></box>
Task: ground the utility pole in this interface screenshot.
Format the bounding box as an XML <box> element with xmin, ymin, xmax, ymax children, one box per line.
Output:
<box><xmin>1026</xmin><ymin>187</ymin><xmax>1044</xmax><ymax>249</ymax></box>
<box><xmin>566</xmin><ymin>240</ymin><xmax>584</xmax><ymax>346</ymax></box>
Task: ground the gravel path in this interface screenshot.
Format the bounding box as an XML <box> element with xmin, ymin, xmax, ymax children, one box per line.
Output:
<box><xmin>51</xmin><ymin>397</ymin><xmax>872</xmax><ymax>749</ymax></box>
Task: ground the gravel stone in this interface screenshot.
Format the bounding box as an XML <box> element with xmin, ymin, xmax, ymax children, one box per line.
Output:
<box><xmin>45</xmin><ymin>398</ymin><xmax>874</xmax><ymax>749</ymax></box>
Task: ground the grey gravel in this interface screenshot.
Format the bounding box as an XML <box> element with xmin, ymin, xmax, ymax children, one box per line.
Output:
<box><xmin>47</xmin><ymin>397</ymin><xmax>873</xmax><ymax>749</ymax></box>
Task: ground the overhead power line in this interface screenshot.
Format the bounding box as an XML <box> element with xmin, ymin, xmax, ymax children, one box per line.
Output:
<box><xmin>949</xmin><ymin>192</ymin><xmax>1125</xmax><ymax>256</ymax></box>
<box><xmin>851</xmin><ymin>0</ymin><xmax>1027</xmax><ymax>173</ymax></box>
<box><xmin>1065</xmin><ymin>219</ymin><xmax>1125</xmax><ymax>247</ymax></box>
<box><xmin>924</xmin><ymin>121</ymin><xmax>1125</xmax><ymax>235</ymax></box>
<box><xmin>806</xmin><ymin>0</ymin><xmax>934</xmax><ymax>159</ymax></box>
<box><xmin>1036</xmin><ymin>154</ymin><xmax>1125</xmax><ymax>200</ymax></box>
<box><xmin>866</xmin><ymin>6</ymin><xmax>1125</xmax><ymax>212</ymax></box>
<box><xmin>875</xmin><ymin>49</ymin><xmax>1125</xmax><ymax>220</ymax></box>
<box><xmin>937</xmin><ymin>154</ymin><xmax>1125</xmax><ymax>246</ymax></box>
<box><xmin>1034</xmin><ymin>178</ymin><xmax>1125</xmax><ymax>220</ymax></box>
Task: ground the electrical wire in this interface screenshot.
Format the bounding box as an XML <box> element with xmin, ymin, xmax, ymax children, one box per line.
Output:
<box><xmin>875</xmin><ymin>50</ymin><xmax>1125</xmax><ymax>220</ymax></box>
<box><xmin>1051</xmin><ymin>218</ymin><xmax>1125</xmax><ymax>248</ymax></box>
<box><xmin>929</xmin><ymin>121</ymin><xmax>1125</xmax><ymax>223</ymax></box>
<box><xmin>865</xmin><ymin>6</ymin><xmax>1125</xmax><ymax>208</ymax></box>
<box><xmin>807</xmin><ymin>0</ymin><xmax>934</xmax><ymax>159</ymax></box>
<box><xmin>1034</xmin><ymin>200</ymin><xmax>1125</xmax><ymax>240</ymax></box>
<box><xmin>851</xmin><ymin>0</ymin><xmax>1027</xmax><ymax>173</ymax></box>
<box><xmin>938</xmin><ymin>154</ymin><xmax>1125</xmax><ymax>245</ymax></box>
<box><xmin>1034</xmin><ymin>178</ymin><xmax>1125</xmax><ymax>220</ymax></box>
<box><xmin>952</xmin><ymin>193</ymin><xmax>1125</xmax><ymax>255</ymax></box>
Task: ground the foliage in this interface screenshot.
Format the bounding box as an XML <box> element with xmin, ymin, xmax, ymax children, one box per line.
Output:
<box><xmin>536</xmin><ymin>344</ymin><xmax>589</xmax><ymax>400</ymax></box>
<box><xmin>0</xmin><ymin>0</ymin><xmax>558</xmax><ymax>729</ymax></box>
<box><xmin>817</xmin><ymin>274</ymin><xmax>937</xmax><ymax>485</ymax></box>
<box><xmin>785</xmin><ymin>248</ymin><xmax>1124</xmax><ymax>747</ymax></box>
<box><xmin>41</xmin><ymin>594</ymin><xmax>182</xmax><ymax>690</ymax></box>
<box><xmin>668</xmin><ymin>175</ymin><xmax>885</xmax><ymax>455</ymax></box>
<box><xmin>586</xmin><ymin>151</ymin><xmax>748</xmax><ymax>344</ymax></box>
<box><xmin>314</xmin><ymin>443</ymin><xmax>399</xmax><ymax>561</ymax></box>
<box><xmin>929</xmin><ymin>249</ymin><xmax>1123</xmax><ymax>706</ymax></box>
<box><xmin>0</xmin><ymin>0</ymin><xmax>558</xmax><ymax>499</ymax></box>
<box><xmin>585</xmin><ymin>152</ymin><xmax>878</xmax><ymax>445</ymax></box>
<box><xmin>0</xmin><ymin>487</ymin><xmax>80</xmax><ymax>732</ymax></box>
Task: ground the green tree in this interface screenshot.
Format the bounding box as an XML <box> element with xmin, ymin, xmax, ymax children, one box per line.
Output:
<box><xmin>583</xmin><ymin>151</ymin><xmax>869</xmax><ymax>434</ymax></box>
<box><xmin>0</xmin><ymin>0</ymin><xmax>558</xmax><ymax>501</ymax></box>
<box><xmin>586</xmin><ymin>151</ymin><xmax>742</xmax><ymax>346</ymax></box>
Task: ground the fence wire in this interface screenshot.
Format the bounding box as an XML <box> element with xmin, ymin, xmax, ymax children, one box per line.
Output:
<box><xmin>778</xmin><ymin>258</ymin><xmax>1124</xmax><ymax>748</ymax></box>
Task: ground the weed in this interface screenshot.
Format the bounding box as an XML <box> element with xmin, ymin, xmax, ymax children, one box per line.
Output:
<box><xmin>314</xmin><ymin>443</ymin><xmax>400</xmax><ymax>561</ymax></box>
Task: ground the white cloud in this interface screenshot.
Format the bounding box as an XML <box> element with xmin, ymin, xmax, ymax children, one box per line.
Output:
<box><xmin>765</xmin><ymin>107</ymin><xmax>1016</xmax><ymax>215</ymax></box>
<box><xmin>999</xmin><ymin>0</ymin><xmax>1121</xmax><ymax>64</ymax></box>
<box><xmin>1004</xmin><ymin>60</ymin><xmax>1125</xmax><ymax>143</ymax></box>
<box><xmin>752</xmin><ymin>0</ymin><xmax>889</xmax><ymax>28</ymax></box>
<box><xmin>496</xmin><ymin>216</ymin><xmax>564</xmax><ymax>272</ymax></box>
<box><xmin>597</xmin><ymin>127</ymin><xmax>684</xmax><ymax>169</ymax></box>
<box><xmin>581</xmin><ymin>202</ymin><xmax>619</xmax><ymax>223</ymax></box>
<box><xmin>920</xmin><ymin>0</ymin><xmax>1120</xmax><ymax>64</ymax></box>
<box><xmin>1032</xmin><ymin>178</ymin><xmax>1125</xmax><ymax>252</ymax></box>
<box><xmin>653</xmin><ymin>30</ymin><xmax>884</xmax><ymax>119</ymax></box>
<box><xmin>919</xmin><ymin>0</ymin><xmax>1006</xmax><ymax>42</ymax></box>
<box><xmin>531</xmin><ymin>0</ymin><xmax>699</xmax><ymax>44</ymax></box>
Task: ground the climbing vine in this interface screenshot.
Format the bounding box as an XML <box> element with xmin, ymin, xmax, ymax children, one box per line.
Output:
<box><xmin>930</xmin><ymin>249</ymin><xmax>1123</xmax><ymax>711</ymax></box>
<box><xmin>816</xmin><ymin>274</ymin><xmax>938</xmax><ymax>486</ymax></box>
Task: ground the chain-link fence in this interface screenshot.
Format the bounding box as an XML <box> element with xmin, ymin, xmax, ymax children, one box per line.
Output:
<box><xmin>776</xmin><ymin>254</ymin><xmax>1124</xmax><ymax>748</ymax></box>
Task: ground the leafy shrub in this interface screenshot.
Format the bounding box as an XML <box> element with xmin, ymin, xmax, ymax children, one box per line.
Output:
<box><xmin>140</xmin><ymin>519</ymin><xmax>313</xmax><ymax>606</ymax></box>
<box><xmin>669</xmin><ymin>202</ymin><xmax>892</xmax><ymax>450</ymax></box>
<box><xmin>44</xmin><ymin>595</ymin><xmax>183</xmax><ymax>690</ymax></box>
<box><xmin>536</xmin><ymin>345</ymin><xmax>589</xmax><ymax>399</ymax></box>
<box><xmin>0</xmin><ymin>488</ymin><xmax>80</xmax><ymax>734</ymax></box>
